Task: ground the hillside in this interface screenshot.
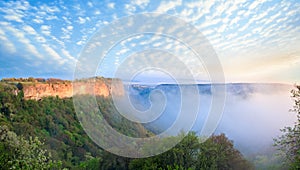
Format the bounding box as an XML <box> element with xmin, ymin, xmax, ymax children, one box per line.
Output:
<box><xmin>0</xmin><ymin>78</ymin><xmax>253</xmax><ymax>169</ymax></box>
<box><xmin>0</xmin><ymin>81</ymin><xmax>151</xmax><ymax>168</ymax></box>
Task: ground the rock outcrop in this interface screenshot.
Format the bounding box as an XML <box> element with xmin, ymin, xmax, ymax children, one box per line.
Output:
<box><xmin>22</xmin><ymin>82</ymin><xmax>72</xmax><ymax>100</ymax></box>
<box><xmin>19</xmin><ymin>78</ymin><xmax>124</xmax><ymax>100</ymax></box>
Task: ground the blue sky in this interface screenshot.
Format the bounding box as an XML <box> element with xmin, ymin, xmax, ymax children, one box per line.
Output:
<box><xmin>0</xmin><ymin>0</ymin><xmax>299</xmax><ymax>83</ymax></box>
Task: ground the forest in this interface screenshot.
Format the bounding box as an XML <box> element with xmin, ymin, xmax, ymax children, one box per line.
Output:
<box><xmin>0</xmin><ymin>81</ymin><xmax>299</xmax><ymax>169</ymax></box>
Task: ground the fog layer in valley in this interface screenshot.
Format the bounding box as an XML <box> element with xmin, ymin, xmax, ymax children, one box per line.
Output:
<box><xmin>120</xmin><ymin>83</ymin><xmax>296</xmax><ymax>155</ymax></box>
<box><xmin>214</xmin><ymin>84</ymin><xmax>296</xmax><ymax>155</ymax></box>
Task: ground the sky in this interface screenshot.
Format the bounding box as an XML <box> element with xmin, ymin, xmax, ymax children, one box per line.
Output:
<box><xmin>0</xmin><ymin>0</ymin><xmax>299</xmax><ymax>83</ymax></box>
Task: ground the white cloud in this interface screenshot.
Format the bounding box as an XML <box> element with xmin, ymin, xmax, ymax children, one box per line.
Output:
<box><xmin>62</xmin><ymin>16</ymin><xmax>72</xmax><ymax>24</ymax></box>
<box><xmin>94</xmin><ymin>10</ymin><xmax>101</xmax><ymax>15</ymax></box>
<box><xmin>45</xmin><ymin>15</ymin><xmax>58</xmax><ymax>20</ymax></box>
<box><xmin>237</xmin><ymin>10</ymin><xmax>247</xmax><ymax>16</ymax></box>
<box><xmin>76</xmin><ymin>40</ymin><xmax>84</xmax><ymax>45</ymax></box>
<box><xmin>24</xmin><ymin>43</ymin><xmax>41</xmax><ymax>58</ymax></box>
<box><xmin>87</xmin><ymin>1</ymin><xmax>93</xmax><ymax>7</ymax></box>
<box><xmin>238</xmin><ymin>21</ymin><xmax>251</xmax><ymax>32</ymax></box>
<box><xmin>61</xmin><ymin>24</ymin><xmax>74</xmax><ymax>41</ymax></box>
<box><xmin>61</xmin><ymin>49</ymin><xmax>76</xmax><ymax>62</ymax></box>
<box><xmin>226</xmin><ymin>33</ymin><xmax>238</xmax><ymax>40</ymax></box>
<box><xmin>3</xmin><ymin>23</ymin><xmax>42</xmax><ymax>58</ymax></box>
<box><xmin>208</xmin><ymin>36</ymin><xmax>221</xmax><ymax>46</ymax></box>
<box><xmin>222</xmin><ymin>17</ymin><xmax>230</xmax><ymax>24</ymax></box>
<box><xmin>286</xmin><ymin>9</ymin><xmax>297</xmax><ymax>17</ymax></box>
<box><xmin>252</xmin><ymin>26</ymin><xmax>263</xmax><ymax>34</ymax></box>
<box><xmin>155</xmin><ymin>0</ymin><xmax>182</xmax><ymax>13</ymax></box>
<box><xmin>35</xmin><ymin>36</ymin><xmax>46</xmax><ymax>43</ymax></box>
<box><xmin>61</xmin><ymin>28</ymin><xmax>71</xmax><ymax>40</ymax></box>
<box><xmin>116</xmin><ymin>48</ymin><xmax>129</xmax><ymax>55</ymax></box>
<box><xmin>72</xmin><ymin>4</ymin><xmax>81</xmax><ymax>11</ymax></box>
<box><xmin>108</xmin><ymin>3</ymin><xmax>115</xmax><ymax>9</ymax></box>
<box><xmin>22</xmin><ymin>24</ymin><xmax>47</xmax><ymax>43</ymax></box>
<box><xmin>200</xmin><ymin>18</ymin><xmax>221</xmax><ymax>29</ymax></box>
<box><xmin>225</xmin><ymin>2</ymin><xmax>241</xmax><ymax>16</ymax></box>
<box><xmin>42</xmin><ymin>44</ymin><xmax>64</xmax><ymax>65</ymax></box>
<box><xmin>86</xmin><ymin>17</ymin><xmax>91</xmax><ymax>22</ymax></box>
<box><xmin>40</xmin><ymin>25</ymin><xmax>51</xmax><ymax>36</ymax></box>
<box><xmin>179</xmin><ymin>8</ymin><xmax>193</xmax><ymax>18</ymax></box>
<box><xmin>202</xmin><ymin>29</ymin><xmax>214</xmax><ymax>36</ymax></box>
<box><xmin>276</xmin><ymin>16</ymin><xmax>289</xmax><ymax>23</ymax></box>
<box><xmin>264</xmin><ymin>11</ymin><xmax>282</xmax><ymax>25</ymax></box>
<box><xmin>252</xmin><ymin>5</ymin><xmax>279</xmax><ymax>26</ymax></box>
<box><xmin>229</xmin><ymin>16</ymin><xmax>241</xmax><ymax>26</ymax></box>
<box><xmin>78</xmin><ymin>17</ymin><xmax>86</xmax><ymax>24</ymax></box>
<box><xmin>73</xmin><ymin>5</ymin><xmax>86</xmax><ymax>16</ymax></box>
<box><xmin>67</xmin><ymin>25</ymin><xmax>73</xmax><ymax>31</ymax></box>
<box><xmin>133</xmin><ymin>0</ymin><xmax>150</xmax><ymax>9</ymax></box>
<box><xmin>214</xmin><ymin>1</ymin><xmax>228</xmax><ymax>15</ymax></box>
<box><xmin>3</xmin><ymin>14</ymin><xmax>23</xmax><ymax>23</ymax></box>
<box><xmin>120</xmin><ymin>35</ymin><xmax>144</xmax><ymax>46</ymax></box>
<box><xmin>22</xmin><ymin>25</ymin><xmax>37</xmax><ymax>35</ymax></box>
<box><xmin>36</xmin><ymin>11</ymin><xmax>47</xmax><ymax>16</ymax></box>
<box><xmin>130</xmin><ymin>43</ymin><xmax>136</xmax><ymax>47</ymax></box>
<box><xmin>125</xmin><ymin>4</ymin><xmax>136</xmax><ymax>14</ymax></box>
<box><xmin>248</xmin><ymin>1</ymin><xmax>261</xmax><ymax>10</ymax></box>
<box><xmin>218</xmin><ymin>24</ymin><xmax>227</xmax><ymax>33</ymax></box>
<box><xmin>0</xmin><ymin>2</ymin><xmax>27</xmax><ymax>23</ymax></box>
<box><xmin>202</xmin><ymin>1</ymin><xmax>218</xmax><ymax>15</ymax></box>
<box><xmin>40</xmin><ymin>4</ymin><xmax>60</xmax><ymax>13</ymax></box>
<box><xmin>32</xmin><ymin>18</ymin><xmax>44</xmax><ymax>24</ymax></box>
<box><xmin>12</xmin><ymin>1</ymin><xmax>30</xmax><ymax>11</ymax></box>
<box><xmin>50</xmin><ymin>35</ymin><xmax>65</xmax><ymax>48</ymax></box>
<box><xmin>0</xmin><ymin>21</ymin><xmax>10</xmax><ymax>26</ymax></box>
<box><xmin>0</xmin><ymin>28</ymin><xmax>16</xmax><ymax>53</ymax></box>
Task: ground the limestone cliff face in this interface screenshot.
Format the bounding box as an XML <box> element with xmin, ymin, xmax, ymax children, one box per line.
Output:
<box><xmin>22</xmin><ymin>78</ymin><xmax>124</xmax><ymax>100</ymax></box>
<box><xmin>23</xmin><ymin>83</ymin><xmax>72</xmax><ymax>100</ymax></box>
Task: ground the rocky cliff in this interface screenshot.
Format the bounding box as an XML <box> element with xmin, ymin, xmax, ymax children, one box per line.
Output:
<box><xmin>17</xmin><ymin>78</ymin><xmax>124</xmax><ymax>100</ymax></box>
<box><xmin>22</xmin><ymin>82</ymin><xmax>72</xmax><ymax>100</ymax></box>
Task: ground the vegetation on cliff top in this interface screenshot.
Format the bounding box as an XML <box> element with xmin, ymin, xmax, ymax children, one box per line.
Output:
<box><xmin>1</xmin><ymin>77</ymin><xmax>71</xmax><ymax>84</ymax></box>
<box><xmin>0</xmin><ymin>77</ymin><xmax>113</xmax><ymax>84</ymax></box>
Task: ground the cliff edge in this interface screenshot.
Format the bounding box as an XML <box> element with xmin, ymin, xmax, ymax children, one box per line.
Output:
<box><xmin>2</xmin><ymin>77</ymin><xmax>124</xmax><ymax>100</ymax></box>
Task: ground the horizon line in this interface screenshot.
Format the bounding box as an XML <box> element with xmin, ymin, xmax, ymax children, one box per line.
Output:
<box><xmin>0</xmin><ymin>76</ymin><xmax>296</xmax><ymax>86</ymax></box>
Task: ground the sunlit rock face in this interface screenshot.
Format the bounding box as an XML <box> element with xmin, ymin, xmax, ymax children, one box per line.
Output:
<box><xmin>20</xmin><ymin>78</ymin><xmax>124</xmax><ymax>100</ymax></box>
<box><xmin>23</xmin><ymin>82</ymin><xmax>73</xmax><ymax>100</ymax></box>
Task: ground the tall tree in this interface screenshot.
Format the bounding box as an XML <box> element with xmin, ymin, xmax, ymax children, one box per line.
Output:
<box><xmin>274</xmin><ymin>85</ymin><xmax>300</xmax><ymax>169</ymax></box>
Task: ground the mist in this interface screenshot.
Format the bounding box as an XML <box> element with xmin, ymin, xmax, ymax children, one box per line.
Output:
<box><xmin>214</xmin><ymin>84</ymin><xmax>296</xmax><ymax>155</ymax></box>
<box><xmin>119</xmin><ymin>83</ymin><xmax>296</xmax><ymax>156</ymax></box>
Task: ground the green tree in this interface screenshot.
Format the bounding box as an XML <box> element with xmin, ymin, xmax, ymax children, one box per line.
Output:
<box><xmin>196</xmin><ymin>134</ymin><xmax>253</xmax><ymax>170</ymax></box>
<box><xmin>129</xmin><ymin>133</ymin><xmax>252</xmax><ymax>170</ymax></box>
<box><xmin>274</xmin><ymin>85</ymin><xmax>300</xmax><ymax>169</ymax></box>
<box><xmin>0</xmin><ymin>125</ymin><xmax>61</xmax><ymax>169</ymax></box>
